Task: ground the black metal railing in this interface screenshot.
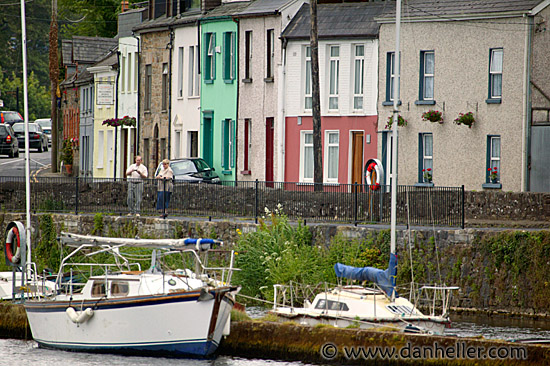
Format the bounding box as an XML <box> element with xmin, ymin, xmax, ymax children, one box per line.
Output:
<box><xmin>0</xmin><ymin>177</ymin><xmax>465</xmax><ymax>227</ymax></box>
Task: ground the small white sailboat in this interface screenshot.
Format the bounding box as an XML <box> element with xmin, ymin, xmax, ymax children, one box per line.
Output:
<box><xmin>271</xmin><ymin>260</ymin><xmax>458</xmax><ymax>335</ymax></box>
<box><xmin>22</xmin><ymin>232</ymin><xmax>240</xmax><ymax>357</ymax></box>
<box><xmin>270</xmin><ymin>0</ymin><xmax>457</xmax><ymax>335</ymax></box>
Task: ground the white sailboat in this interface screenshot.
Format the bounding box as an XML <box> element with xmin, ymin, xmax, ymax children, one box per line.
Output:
<box><xmin>270</xmin><ymin>0</ymin><xmax>457</xmax><ymax>335</ymax></box>
<box><xmin>22</xmin><ymin>233</ymin><xmax>240</xmax><ymax>357</ymax></box>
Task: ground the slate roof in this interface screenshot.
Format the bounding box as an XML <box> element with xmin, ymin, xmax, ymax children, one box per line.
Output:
<box><xmin>202</xmin><ymin>1</ymin><xmax>252</xmax><ymax>19</ymax></box>
<box><xmin>61</xmin><ymin>40</ymin><xmax>73</xmax><ymax>66</ymax></box>
<box><xmin>133</xmin><ymin>13</ymin><xmax>175</xmax><ymax>32</ymax></box>
<box><xmin>172</xmin><ymin>10</ymin><xmax>202</xmax><ymax>27</ymax></box>
<box><xmin>72</xmin><ymin>36</ymin><xmax>118</xmax><ymax>63</ymax></box>
<box><xmin>376</xmin><ymin>0</ymin><xmax>545</xmax><ymax>22</ymax></box>
<box><xmin>235</xmin><ymin>0</ymin><xmax>292</xmax><ymax>17</ymax></box>
<box><xmin>282</xmin><ymin>2</ymin><xmax>390</xmax><ymax>40</ymax></box>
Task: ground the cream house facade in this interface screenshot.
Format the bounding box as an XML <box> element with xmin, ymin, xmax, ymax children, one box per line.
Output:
<box><xmin>88</xmin><ymin>56</ymin><xmax>118</xmax><ymax>178</ymax></box>
<box><xmin>171</xmin><ymin>14</ymin><xmax>202</xmax><ymax>159</ymax></box>
<box><xmin>377</xmin><ymin>0</ymin><xmax>550</xmax><ymax>192</ymax></box>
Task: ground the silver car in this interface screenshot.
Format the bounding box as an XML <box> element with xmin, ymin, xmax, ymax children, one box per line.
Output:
<box><xmin>35</xmin><ymin>118</ymin><xmax>52</xmax><ymax>146</ymax></box>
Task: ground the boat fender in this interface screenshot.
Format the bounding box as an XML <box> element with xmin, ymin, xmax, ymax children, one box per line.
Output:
<box><xmin>66</xmin><ymin>307</ymin><xmax>94</xmax><ymax>324</ymax></box>
<box><xmin>5</xmin><ymin>222</ymin><xmax>25</xmax><ymax>264</ymax></box>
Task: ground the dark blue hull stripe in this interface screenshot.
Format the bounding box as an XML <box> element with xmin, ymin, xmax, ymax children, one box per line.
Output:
<box><xmin>36</xmin><ymin>338</ymin><xmax>220</xmax><ymax>357</ymax></box>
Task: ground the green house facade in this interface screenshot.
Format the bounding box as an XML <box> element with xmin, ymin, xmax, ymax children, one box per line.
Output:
<box><xmin>200</xmin><ymin>3</ymin><xmax>249</xmax><ymax>182</ymax></box>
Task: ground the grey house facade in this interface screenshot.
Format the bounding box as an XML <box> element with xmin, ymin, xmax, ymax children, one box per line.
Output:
<box><xmin>376</xmin><ymin>0</ymin><xmax>550</xmax><ymax>192</ymax></box>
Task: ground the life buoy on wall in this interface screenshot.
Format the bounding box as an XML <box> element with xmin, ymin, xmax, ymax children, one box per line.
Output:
<box><xmin>364</xmin><ymin>159</ymin><xmax>385</xmax><ymax>191</ymax></box>
<box><xmin>5</xmin><ymin>221</ymin><xmax>26</xmax><ymax>266</ymax></box>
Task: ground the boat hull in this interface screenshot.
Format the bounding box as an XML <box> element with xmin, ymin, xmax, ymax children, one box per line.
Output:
<box><xmin>272</xmin><ymin>311</ymin><xmax>448</xmax><ymax>335</ymax></box>
<box><xmin>24</xmin><ymin>288</ymin><xmax>235</xmax><ymax>358</ymax></box>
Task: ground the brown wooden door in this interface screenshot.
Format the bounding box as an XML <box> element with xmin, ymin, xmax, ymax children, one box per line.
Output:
<box><xmin>351</xmin><ymin>132</ymin><xmax>364</xmax><ymax>192</ymax></box>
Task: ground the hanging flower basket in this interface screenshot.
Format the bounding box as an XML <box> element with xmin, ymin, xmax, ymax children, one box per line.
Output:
<box><xmin>102</xmin><ymin>116</ymin><xmax>136</xmax><ymax>128</ymax></box>
<box><xmin>421</xmin><ymin>110</ymin><xmax>443</xmax><ymax>124</ymax></box>
<box><xmin>385</xmin><ymin>114</ymin><xmax>408</xmax><ymax>130</ymax></box>
<box><xmin>454</xmin><ymin>112</ymin><xmax>475</xmax><ymax>128</ymax></box>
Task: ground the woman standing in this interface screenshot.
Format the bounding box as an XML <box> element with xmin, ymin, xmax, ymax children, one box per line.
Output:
<box><xmin>155</xmin><ymin>159</ymin><xmax>174</xmax><ymax>218</ymax></box>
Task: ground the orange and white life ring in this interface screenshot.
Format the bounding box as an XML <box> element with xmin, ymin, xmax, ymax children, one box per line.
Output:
<box><xmin>366</xmin><ymin>162</ymin><xmax>381</xmax><ymax>190</ymax></box>
<box><xmin>5</xmin><ymin>222</ymin><xmax>25</xmax><ymax>265</ymax></box>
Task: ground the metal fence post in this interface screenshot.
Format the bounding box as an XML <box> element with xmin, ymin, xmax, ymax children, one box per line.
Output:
<box><xmin>75</xmin><ymin>176</ymin><xmax>79</xmax><ymax>215</ymax></box>
<box><xmin>353</xmin><ymin>183</ymin><xmax>358</xmax><ymax>226</ymax></box>
<box><xmin>162</xmin><ymin>178</ymin><xmax>166</xmax><ymax>219</ymax></box>
<box><xmin>461</xmin><ymin>185</ymin><xmax>465</xmax><ymax>229</ymax></box>
<box><xmin>254</xmin><ymin>179</ymin><xmax>259</xmax><ymax>224</ymax></box>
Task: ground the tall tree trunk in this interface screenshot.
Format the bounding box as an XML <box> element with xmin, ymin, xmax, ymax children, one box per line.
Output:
<box><xmin>310</xmin><ymin>0</ymin><xmax>322</xmax><ymax>192</ymax></box>
<box><xmin>49</xmin><ymin>0</ymin><xmax>59</xmax><ymax>173</ymax></box>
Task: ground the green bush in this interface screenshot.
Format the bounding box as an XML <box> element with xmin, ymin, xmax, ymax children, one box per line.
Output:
<box><xmin>233</xmin><ymin>208</ymin><xmax>390</xmax><ymax>301</ymax></box>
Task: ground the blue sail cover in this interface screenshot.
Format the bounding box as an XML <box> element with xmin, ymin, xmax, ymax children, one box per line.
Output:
<box><xmin>334</xmin><ymin>253</ymin><xmax>398</xmax><ymax>297</ymax></box>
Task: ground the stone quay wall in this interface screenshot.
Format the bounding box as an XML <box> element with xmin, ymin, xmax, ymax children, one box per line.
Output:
<box><xmin>1</xmin><ymin>212</ymin><xmax>549</xmax><ymax>317</ymax></box>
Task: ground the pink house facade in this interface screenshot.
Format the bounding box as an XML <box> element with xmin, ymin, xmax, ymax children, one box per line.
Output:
<box><xmin>281</xmin><ymin>3</ymin><xmax>384</xmax><ymax>186</ymax></box>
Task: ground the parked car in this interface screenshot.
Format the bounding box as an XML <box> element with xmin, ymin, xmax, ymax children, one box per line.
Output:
<box><xmin>12</xmin><ymin>122</ymin><xmax>49</xmax><ymax>152</ymax></box>
<box><xmin>154</xmin><ymin>158</ymin><xmax>221</xmax><ymax>184</ymax></box>
<box><xmin>0</xmin><ymin>124</ymin><xmax>19</xmax><ymax>158</ymax></box>
<box><xmin>34</xmin><ymin>118</ymin><xmax>52</xmax><ymax>146</ymax></box>
<box><xmin>0</xmin><ymin>111</ymin><xmax>24</xmax><ymax>126</ymax></box>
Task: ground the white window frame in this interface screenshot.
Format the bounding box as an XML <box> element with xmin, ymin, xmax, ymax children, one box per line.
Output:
<box><xmin>353</xmin><ymin>44</ymin><xmax>365</xmax><ymax>111</ymax></box>
<box><xmin>266</xmin><ymin>29</ymin><xmax>274</xmax><ymax>79</ymax></box>
<box><xmin>178</xmin><ymin>47</ymin><xmax>184</xmax><ymax>98</ymax></box>
<box><xmin>134</xmin><ymin>51</ymin><xmax>138</xmax><ymax>93</ymax></box>
<box><xmin>120</xmin><ymin>55</ymin><xmax>126</xmax><ymax>94</ymax></box>
<box><xmin>388</xmin><ymin>52</ymin><xmax>396</xmax><ymax>101</ymax></box>
<box><xmin>489</xmin><ymin>48</ymin><xmax>503</xmax><ymax>99</ymax></box>
<box><xmin>244</xmin><ymin>31</ymin><xmax>252</xmax><ymax>80</ymax></box>
<box><xmin>304</xmin><ymin>46</ymin><xmax>312</xmax><ymax>111</ymax></box>
<box><xmin>162</xmin><ymin>63</ymin><xmax>169</xmax><ymax>111</ymax></box>
<box><xmin>422</xmin><ymin>51</ymin><xmax>434</xmax><ymax>100</ymax></box>
<box><xmin>328</xmin><ymin>45</ymin><xmax>340</xmax><ymax>111</ymax></box>
<box><xmin>188</xmin><ymin>46</ymin><xmax>196</xmax><ymax>96</ymax></box>
<box><xmin>489</xmin><ymin>135</ymin><xmax>501</xmax><ymax>178</ymax></box>
<box><xmin>324</xmin><ymin>130</ymin><xmax>339</xmax><ymax>183</ymax></box>
<box><xmin>299</xmin><ymin>130</ymin><xmax>314</xmax><ymax>182</ymax></box>
<box><xmin>422</xmin><ymin>133</ymin><xmax>433</xmax><ymax>183</ymax></box>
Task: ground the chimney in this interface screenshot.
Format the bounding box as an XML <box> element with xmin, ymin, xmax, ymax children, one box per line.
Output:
<box><xmin>121</xmin><ymin>0</ymin><xmax>129</xmax><ymax>12</ymax></box>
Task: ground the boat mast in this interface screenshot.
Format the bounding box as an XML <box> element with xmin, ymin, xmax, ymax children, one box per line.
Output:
<box><xmin>20</xmin><ymin>0</ymin><xmax>31</xmax><ymax>282</ymax></box>
<box><xmin>390</xmin><ymin>0</ymin><xmax>401</xmax><ymax>301</ymax></box>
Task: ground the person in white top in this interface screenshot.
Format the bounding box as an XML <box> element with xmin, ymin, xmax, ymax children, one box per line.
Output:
<box><xmin>125</xmin><ymin>155</ymin><xmax>148</xmax><ymax>216</ymax></box>
<box><xmin>155</xmin><ymin>159</ymin><xmax>174</xmax><ymax>218</ymax></box>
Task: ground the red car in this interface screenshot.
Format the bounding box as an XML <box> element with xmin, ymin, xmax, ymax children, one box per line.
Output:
<box><xmin>0</xmin><ymin>111</ymin><xmax>24</xmax><ymax>126</ymax></box>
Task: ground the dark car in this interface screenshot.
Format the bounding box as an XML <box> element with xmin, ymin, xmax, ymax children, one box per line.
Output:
<box><xmin>12</xmin><ymin>122</ymin><xmax>49</xmax><ymax>152</ymax></box>
<box><xmin>0</xmin><ymin>111</ymin><xmax>24</xmax><ymax>126</ymax></box>
<box><xmin>154</xmin><ymin>158</ymin><xmax>221</xmax><ymax>184</ymax></box>
<box><xmin>0</xmin><ymin>124</ymin><xmax>19</xmax><ymax>157</ymax></box>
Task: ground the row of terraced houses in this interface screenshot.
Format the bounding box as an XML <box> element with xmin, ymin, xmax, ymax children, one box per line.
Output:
<box><xmin>59</xmin><ymin>0</ymin><xmax>550</xmax><ymax>192</ymax></box>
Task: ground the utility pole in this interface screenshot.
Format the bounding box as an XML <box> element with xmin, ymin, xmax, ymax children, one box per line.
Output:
<box><xmin>310</xmin><ymin>0</ymin><xmax>322</xmax><ymax>192</ymax></box>
<box><xmin>49</xmin><ymin>0</ymin><xmax>59</xmax><ymax>172</ymax></box>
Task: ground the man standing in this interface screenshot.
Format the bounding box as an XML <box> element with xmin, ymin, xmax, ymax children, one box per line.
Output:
<box><xmin>126</xmin><ymin>156</ymin><xmax>148</xmax><ymax>216</ymax></box>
